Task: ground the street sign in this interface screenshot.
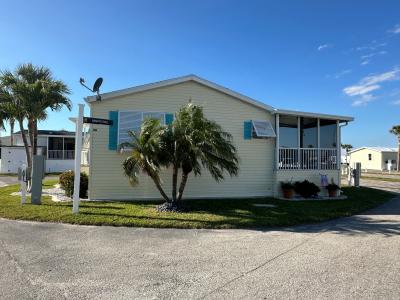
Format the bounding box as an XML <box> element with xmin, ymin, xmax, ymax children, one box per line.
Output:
<box><xmin>83</xmin><ymin>117</ymin><xmax>113</xmax><ymax>126</ymax></box>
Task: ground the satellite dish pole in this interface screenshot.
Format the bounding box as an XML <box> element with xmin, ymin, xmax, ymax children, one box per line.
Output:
<box><xmin>79</xmin><ymin>77</ymin><xmax>103</xmax><ymax>101</ymax></box>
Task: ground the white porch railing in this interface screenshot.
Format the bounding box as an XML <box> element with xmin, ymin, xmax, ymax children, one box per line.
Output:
<box><xmin>48</xmin><ymin>150</ymin><xmax>75</xmax><ymax>160</ymax></box>
<box><xmin>279</xmin><ymin>148</ymin><xmax>337</xmax><ymax>170</ymax></box>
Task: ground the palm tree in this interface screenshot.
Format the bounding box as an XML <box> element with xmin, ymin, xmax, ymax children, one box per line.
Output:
<box><xmin>120</xmin><ymin>119</ymin><xmax>170</xmax><ymax>202</ymax></box>
<box><xmin>0</xmin><ymin>84</ymin><xmax>31</xmax><ymax>168</ymax></box>
<box><xmin>120</xmin><ymin>103</ymin><xmax>239</xmax><ymax>210</ymax></box>
<box><xmin>171</xmin><ymin>104</ymin><xmax>239</xmax><ymax>204</ymax></box>
<box><xmin>389</xmin><ymin>125</ymin><xmax>400</xmax><ymax>171</ymax></box>
<box><xmin>11</xmin><ymin>64</ymin><xmax>71</xmax><ymax>158</ymax></box>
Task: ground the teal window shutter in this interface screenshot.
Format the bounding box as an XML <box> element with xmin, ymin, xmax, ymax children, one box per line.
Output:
<box><xmin>244</xmin><ymin>121</ymin><xmax>252</xmax><ymax>140</ymax></box>
<box><xmin>165</xmin><ymin>113</ymin><xmax>174</xmax><ymax>125</ymax></box>
<box><xmin>108</xmin><ymin>111</ymin><xmax>119</xmax><ymax>150</ymax></box>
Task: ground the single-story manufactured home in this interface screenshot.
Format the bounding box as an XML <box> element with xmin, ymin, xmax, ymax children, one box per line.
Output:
<box><xmin>348</xmin><ymin>147</ymin><xmax>398</xmax><ymax>171</ymax></box>
<box><xmin>83</xmin><ymin>75</ymin><xmax>353</xmax><ymax>200</ymax></box>
<box><xmin>0</xmin><ymin>130</ymin><xmax>76</xmax><ymax>173</ymax></box>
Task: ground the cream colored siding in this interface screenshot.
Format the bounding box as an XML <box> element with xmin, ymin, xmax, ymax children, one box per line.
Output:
<box><xmin>275</xmin><ymin>169</ymin><xmax>340</xmax><ymax>197</ymax></box>
<box><xmin>88</xmin><ymin>81</ymin><xmax>275</xmax><ymax>200</ymax></box>
<box><xmin>349</xmin><ymin>149</ymin><xmax>383</xmax><ymax>171</ymax></box>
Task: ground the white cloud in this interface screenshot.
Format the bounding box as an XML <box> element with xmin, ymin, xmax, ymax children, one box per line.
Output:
<box><xmin>391</xmin><ymin>99</ymin><xmax>400</xmax><ymax>105</ymax></box>
<box><xmin>343</xmin><ymin>68</ymin><xmax>400</xmax><ymax>107</ymax></box>
<box><xmin>360</xmin><ymin>60</ymin><xmax>370</xmax><ymax>66</ymax></box>
<box><xmin>352</xmin><ymin>94</ymin><xmax>375</xmax><ymax>107</ymax></box>
<box><xmin>360</xmin><ymin>69</ymin><xmax>399</xmax><ymax>86</ymax></box>
<box><xmin>334</xmin><ymin>69</ymin><xmax>352</xmax><ymax>79</ymax></box>
<box><xmin>344</xmin><ymin>84</ymin><xmax>380</xmax><ymax>96</ymax></box>
<box><xmin>317</xmin><ymin>44</ymin><xmax>332</xmax><ymax>51</ymax></box>
<box><xmin>388</xmin><ymin>24</ymin><xmax>400</xmax><ymax>34</ymax></box>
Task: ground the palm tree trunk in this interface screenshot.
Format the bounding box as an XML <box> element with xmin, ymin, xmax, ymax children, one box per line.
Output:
<box><xmin>33</xmin><ymin>119</ymin><xmax>38</xmax><ymax>155</ymax></box>
<box><xmin>397</xmin><ymin>139</ymin><xmax>400</xmax><ymax>171</ymax></box>
<box><xmin>177</xmin><ymin>172</ymin><xmax>189</xmax><ymax>201</ymax></box>
<box><xmin>172</xmin><ymin>165</ymin><xmax>178</xmax><ymax>202</ymax></box>
<box><xmin>18</xmin><ymin>120</ymin><xmax>31</xmax><ymax>169</ymax></box>
<box><xmin>10</xmin><ymin>118</ymin><xmax>14</xmax><ymax>146</ymax></box>
<box><xmin>152</xmin><ymin>178</ymin><xmax>170</xmax><ymax>203</ymax></box>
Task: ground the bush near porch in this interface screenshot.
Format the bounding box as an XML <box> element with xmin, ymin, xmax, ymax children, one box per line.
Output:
<box><xmin>0</xmin><ymin>181</ymin><xmax>394</xmax><ymax>229</ymax></box>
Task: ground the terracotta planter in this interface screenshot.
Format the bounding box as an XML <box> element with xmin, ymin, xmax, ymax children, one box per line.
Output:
<box><xmin>282</xmin><ymin>188</ymin><xmax>294</xmax><ymax>199</ymax></box>
<box><xmin>328</xmin><ymin>189</ymin><xmax>338</xmax><ymax>198</ymax></box>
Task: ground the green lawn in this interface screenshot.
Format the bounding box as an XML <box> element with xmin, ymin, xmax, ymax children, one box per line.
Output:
<box><xmin>0</xmin><ymin>181</ymin><xmax>394</xmax><ymax>229</ymax></box>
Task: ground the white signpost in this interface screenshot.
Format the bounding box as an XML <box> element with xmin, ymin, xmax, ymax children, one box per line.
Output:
<box><xmin>70</xmin><ymin>103</ymin><xmax>113</xmax><ymax>214</ymax></box>
<box><xmin>72</xmin><ymin>104</ymin><xmax>84</xmax><ymax>214</ymax></box>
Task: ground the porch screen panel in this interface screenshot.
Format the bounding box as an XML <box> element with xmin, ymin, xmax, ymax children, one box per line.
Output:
<box><xmin>300</xmin><ymin>117</ymin><xmax>317</xmax><ymax>148</ymax></box>
<box><xmin>319</xmin><ymin>119</ymin><xmax>337</xmax><ymax>148</ymax></box>
<box><xmin>279</xmin><ymin>115</ymin><xmax>298</xmax><ymax>148</ymax></box>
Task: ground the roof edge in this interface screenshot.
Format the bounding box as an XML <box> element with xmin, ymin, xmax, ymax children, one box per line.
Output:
<box><xmin>274</xmin><ymin>109</ymin><xmax>354</xmax><ymax>122</ymax></box>
<box><xmin>85</xmin><ymin>74</ymin><xmax>276</xmax><ymax>112</ymax></box>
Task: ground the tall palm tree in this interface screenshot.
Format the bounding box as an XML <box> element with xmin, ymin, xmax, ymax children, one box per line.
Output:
<box><xmin>389</xmin><ymin>125</ymin><xmax>400</xmax><ymax>171</ymax></box>
<box><xmin>0</xmin><ymin>64</ymin><xmax>71</xmax><ymax>191</ymax></box>
<box><xmin>12</xmin><ymin>63</ymin><xmax>71</xmax><ymax>158</ymax></box>
<box><xmin>120</xmin><ymin>119</ymin><xmax>170</xmax><ymax>202</ymax></box>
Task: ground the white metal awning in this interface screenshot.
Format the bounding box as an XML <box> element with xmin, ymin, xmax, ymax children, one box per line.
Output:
<box><xmin>252</xmin><ymin>120</ymin><xmax>276</xmax><ymax>138</ymax></box>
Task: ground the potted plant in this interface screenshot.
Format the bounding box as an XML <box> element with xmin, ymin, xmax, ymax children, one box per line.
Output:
<box><xmin>294</xmin><ymin>180</ymin><xmax>320</xmax><ymax>198</ymax></box>
<box><xmin>326</xmin><ymin>180</ymin><xmax>340</xmax><ymax>197</ymax></box>
<box><xmin>280</xmin><ymin>181</ymin><xmax>295</xmax><ymax>199</ymax></box>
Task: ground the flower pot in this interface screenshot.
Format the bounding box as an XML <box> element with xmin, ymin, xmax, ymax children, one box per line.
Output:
<box><xmin>328</xmin><ymin>189</ymin><xmax>338</xmax><ymax>198</ymax></box>
<box><xmin>282</xmin><ymin>188</ymin><xmax>294</xmax><ymax>199</ymax></box>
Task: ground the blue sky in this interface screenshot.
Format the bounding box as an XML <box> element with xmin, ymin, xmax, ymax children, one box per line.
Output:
<box><xmin>0</xmin><ymin>0</ymin><xmax>399</xmax><ymax>147</ymax></box>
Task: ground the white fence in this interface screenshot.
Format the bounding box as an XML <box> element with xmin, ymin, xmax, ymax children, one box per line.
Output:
<box><xmin>279</xmin><ymin>148</ymin><xmax>337</xmax><ymax>170</ymax></box>
<box><xmin>48</xmin><ymin>150</ymin><xmax>75</xmax><ymax>160</ymax></box>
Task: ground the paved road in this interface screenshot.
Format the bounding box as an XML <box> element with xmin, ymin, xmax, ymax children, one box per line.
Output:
<box><xmin>1</xmin><ymin>199</ymin><xmax>400</xmax><ymax>299</ymax></box>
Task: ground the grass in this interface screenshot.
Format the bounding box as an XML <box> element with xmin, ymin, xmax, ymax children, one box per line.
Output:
<box><xmin>0</xmin><ymin>181</ymin><xmax>394</xmax><ymax>229</ymax></box>
<box><xmin>361</xmin><ymin>176</ymin><xmax>400</xmax><ymax>182</ymax></box>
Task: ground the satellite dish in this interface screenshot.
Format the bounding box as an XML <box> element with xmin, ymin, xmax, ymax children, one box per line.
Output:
<box><xmin>93</xmin><ymin>77</ymin><xmax>103</xmax><ymax>93</ymax></box>
<box><xmin>79</xmin><ymin>76</ymin><xmax>103</xmax><ymax>101</ymax></box>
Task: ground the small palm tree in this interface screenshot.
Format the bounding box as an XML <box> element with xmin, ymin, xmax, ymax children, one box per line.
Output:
<box><xmin>389</xmin><ymin>125</ymin><xmax>400</xmax><ymax>171</ymax></box>
<box><xmin>172</xmin><ymin>104</ymin><xmax>239</xmax><ymax>204</ymax></box>
<box><xmin>120</xmin><ymin>119</ymin><xmax>170</xmax><ymax>202</ymax></box>
<box><xmin>120</xmin><ymin>103</ymin><xmax>240</xmax><ymax>210</ymax></box>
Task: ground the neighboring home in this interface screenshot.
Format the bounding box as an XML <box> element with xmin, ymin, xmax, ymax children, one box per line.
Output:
<box><xmin>0</xmin><ymin>130</ymin><xmax>75</xmax><ymax>173</ymax></box>
<box><xmin>348</xmin><ymin>147</ymin><xmax>398</xmax><ymax>171</ymax></box>
<box><xmin>83</xmin><ymin>75</ymin><xmax>353</xmax><ymax>200</ymax></box>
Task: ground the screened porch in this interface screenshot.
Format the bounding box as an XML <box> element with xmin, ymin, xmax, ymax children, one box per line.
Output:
<box><xmin>275</xmin><ymin>114</ymin><xmax>341</xmax><ymax>170</ymax></box>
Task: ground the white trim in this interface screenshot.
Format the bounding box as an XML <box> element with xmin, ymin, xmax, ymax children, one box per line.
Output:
<box><xmin>274</xmin><ymin>109</ymin><xmax>353</xmax><ymax>122</ymax></box>
<box><xmin>85</xmin><ymin>74</ymin><xmax>275</xmax><ymax>112</ymax></box>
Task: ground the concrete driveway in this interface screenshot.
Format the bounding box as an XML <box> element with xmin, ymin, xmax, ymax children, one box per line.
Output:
<box><xmin>1</xmin><ymin>197</ymin><xmax>400</xmax><ymax>299</ymax></box>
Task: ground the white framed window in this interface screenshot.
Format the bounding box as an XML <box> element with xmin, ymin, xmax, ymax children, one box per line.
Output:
<box><xmin>118</xmin><ymin>111</ymin><xmax>166</xmax><ymax>144</ymax></box>
<box><xmin>252</xmin><ymin>120</ymin><xmax>276</xmax><ymax>138</ymax></box>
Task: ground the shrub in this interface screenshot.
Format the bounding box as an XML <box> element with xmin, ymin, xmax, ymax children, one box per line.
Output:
<box><xmin>326</xmin><ymin>179</ymin><xmax>339</xmax><ymax>191</ymax></box>
<box><xmin>59</xmin><ymin>170</ymin><xmax>88</xmax><ymax>198</ymax></box>
<box><xmin>294</xmin><ymin>180</ymin><xmax>320</xmax><ymax>198</ymax></box>
<box><xmin>280</xmin><ymin>181</ymin><xmax>295</xmax><ymax>190</ymax></box>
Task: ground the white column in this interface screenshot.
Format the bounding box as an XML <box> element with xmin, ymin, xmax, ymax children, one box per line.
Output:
<box><xmin>297</xmin><ymin>116</ymin><xmax>301</xmax><ymax>169</ymax></box>
<box><xmin>317</xmin><ymin>118</ymin><xmax>320</xmax><ymax>170</ymax></box>
<box><xmin>275</xmin><ymin>114</ymin><xmax>280</xmax><ymax>170</ymax></box>
<box><xmin>336</xmin><ymin>120</ymin><xmax>341</xmax><ymax>170</ymax></box>
<box><xmin>73</xmin><ymin>104</ymin><xmax>84</xmax><ymax>214</ymax></box>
